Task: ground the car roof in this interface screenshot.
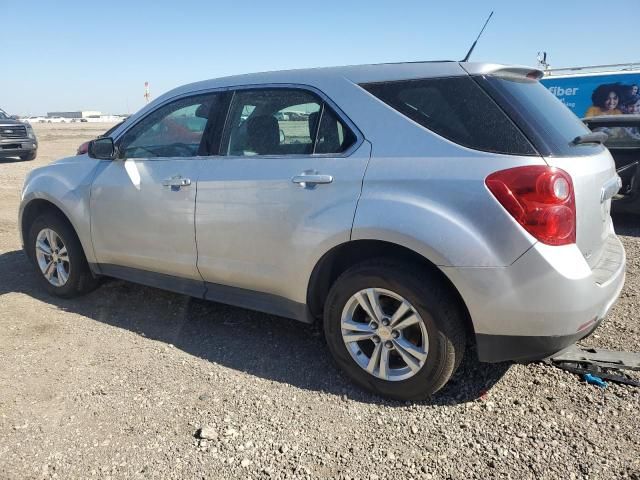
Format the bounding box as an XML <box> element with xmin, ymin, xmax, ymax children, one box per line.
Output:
<box><xmin>161</xmin><ymin>61</ymin><xmax>540</xmax><ymax>101</ymax></box>
<box><xmin>108</xmin><ymin>61</ymin><xmax>539</xmax><ymax>141</ymax></box>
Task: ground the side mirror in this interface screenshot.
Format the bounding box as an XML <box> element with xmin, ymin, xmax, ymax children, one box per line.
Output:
<box><xmin>88</xmin><ymin>137</ymin><xmax>116</xmax><ymax>160</ymax></box>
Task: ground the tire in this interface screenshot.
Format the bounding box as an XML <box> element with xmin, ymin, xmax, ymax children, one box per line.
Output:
<box><xmin>20</xmin><ymin>151</ymin><xmax>37</xmax><ymax>161</ymax></box>
<box><xmin>323</xmin><ymin>259</ymin><xmax>466</xmax><ymax>401</ymax></box>
<box><xmin>27</xmin><ymin>212</ymin><xmax>98</xmax><ymax>298</ymax></box>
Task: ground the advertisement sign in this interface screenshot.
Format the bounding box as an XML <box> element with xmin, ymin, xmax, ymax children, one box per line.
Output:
<box><xmin>541</xmin><ymin>72</ymin><xmax>640</xmax><ymax>118</ymax></box>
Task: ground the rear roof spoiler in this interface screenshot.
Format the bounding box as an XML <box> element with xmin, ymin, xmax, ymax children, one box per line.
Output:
<box><xmin>459</xmin><ymin>63</ymin><xmax>544</xmax><ymax>80</ymax></box>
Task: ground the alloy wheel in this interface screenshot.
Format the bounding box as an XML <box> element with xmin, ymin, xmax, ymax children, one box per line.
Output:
<box><xmin>341</xmin><ymin>288</ymin><xmax>429</xmax><ymax>381</ymax></box>
<box><xmin>35</xmin><ymin>228</ymin><xmax>70</xmax><ymax>287</ymax></box>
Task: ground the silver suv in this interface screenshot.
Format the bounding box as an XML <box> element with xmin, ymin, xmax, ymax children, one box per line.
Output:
<box><xmin>19</xmin><ymin>62</ymin><xmax>626</xmax><ymax>400</ymax></box>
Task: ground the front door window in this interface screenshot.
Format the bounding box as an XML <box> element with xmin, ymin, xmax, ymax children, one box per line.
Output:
<box><xmin>119</xmin><ymin>95</ymin><xmax>217</xmax><ymax>159</ymax></box>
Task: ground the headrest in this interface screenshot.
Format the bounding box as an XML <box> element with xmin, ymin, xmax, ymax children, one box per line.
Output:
<box><xmin>247</xmin><ymin>115</ymin><xmax>280</xmax><ymax>155</ymax></box>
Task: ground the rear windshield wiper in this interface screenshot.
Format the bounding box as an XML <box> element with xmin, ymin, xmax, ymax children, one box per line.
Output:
<box><xmin>571</xmin><ymin>131</ymin><xmax>608</xmax><ymax>146</ymax></box>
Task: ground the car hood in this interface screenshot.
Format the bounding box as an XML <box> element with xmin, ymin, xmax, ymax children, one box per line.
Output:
<box><xmin>0</xmin><ymin>118</ymin><xmax>27</xmax><ymax>126</ymax></box>
<box><xmin>52</xmin><ymin>154</ymin><xmax>93</xmax><ymax>165</ymax></box>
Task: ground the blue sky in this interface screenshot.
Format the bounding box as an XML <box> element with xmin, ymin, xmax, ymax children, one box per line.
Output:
<box><xmin>2</xmin><ymin>1</ymin><xmax>638</xmax><ymax>115</ymax></box>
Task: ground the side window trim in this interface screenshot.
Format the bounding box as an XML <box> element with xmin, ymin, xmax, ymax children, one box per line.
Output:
<box><xmin>203</xmin><ymin>91</ymin><xmax>233</xmax><ymax>157</ymax></box>
<box><xmin>216</xmin><ymin>90</ymin><xmax>236</xmax><ymax>156</ymax></box>
<box><xmin>113</xmin><ymin>87</ymin><xmax>230</xmax><ymax>158</ymax></box>
<box><xmin>311</xmin><ymin>102</ymin><xmax>325</xmax><ymax>155</ymax></box>
<box><xmin>219</xmin><ymin>83</ymin><xmax>363</xmax><ymax>158</ymax></box>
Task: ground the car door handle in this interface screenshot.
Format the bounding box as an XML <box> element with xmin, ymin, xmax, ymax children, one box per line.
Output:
<box><xmin>162</xmin><ymin>176</ymin><xmax>192</xmax><ymax>187</ymax></box>
<box><xmin>291</xmin><ymin>174</ymin><xmax>333</xmax><ymax>186</ymax></box>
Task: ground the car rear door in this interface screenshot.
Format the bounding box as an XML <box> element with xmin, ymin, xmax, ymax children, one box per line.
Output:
<box><xmin>90</xmin><ymin>92</ymin><xmax>225</xmax><ymax>293</ymax></box>
<box><xmin>195</xmin><ymin>87</ymin><xmax>370</xmax><ymax>316</ymax></box>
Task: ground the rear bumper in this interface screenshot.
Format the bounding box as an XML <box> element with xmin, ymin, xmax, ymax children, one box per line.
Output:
<box><xmin>442</xmin><ymin>232</ymin><xmax>626</xmax><ymax>363</ymax></box>
<box><xmin>475</xmin><ymin>318</ymin><xmax>603</xmax><ymax>363</ymax></box>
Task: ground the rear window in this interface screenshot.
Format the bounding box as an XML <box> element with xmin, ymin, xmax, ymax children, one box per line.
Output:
<box><xmin>361</xmin><ymin>76</ymin><xmax>536</xmax><ymax>156</ymax></box>
<box><xmin>478</xmin><ymin>75</ymin><xmax>603</xmax><ymax>157</ymax></box>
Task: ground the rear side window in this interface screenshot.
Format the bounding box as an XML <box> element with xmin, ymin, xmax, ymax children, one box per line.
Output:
<box><xmin>223</xmin><ymin>88</ymin><xmax>357</xmax><ymax>156</ymax></box>
<box><xmin>477</xmin><ymin>75</ymin><xmax>603</xmax><ymax>157</ymax></box>
<box><xmin>313</xmin><ymin>106</ymin><xmax>357</xmax><ymax>154</ymax></box>
<box><xmin>361</xmin><ymin>77</ymin><xmax>536</xmax><ymax>156</ymax></box>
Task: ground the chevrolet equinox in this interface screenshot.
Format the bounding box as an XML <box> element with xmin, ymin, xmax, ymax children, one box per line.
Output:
<box><xmin>19</xmin><ymin>62</ymin><xmax>626</xmax><ymax>400</ymax></box>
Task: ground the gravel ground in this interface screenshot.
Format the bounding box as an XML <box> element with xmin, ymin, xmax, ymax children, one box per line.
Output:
<box><xmin>0</xmin><ymin>124</ymin><xmax>639</xmax><ymax>479</ymax></box>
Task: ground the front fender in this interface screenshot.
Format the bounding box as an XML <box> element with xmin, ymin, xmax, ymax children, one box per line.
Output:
<box><xmin>20</xmin><ymin>158</ymin><xmax>102</xmax><ymax>264</ymax></box>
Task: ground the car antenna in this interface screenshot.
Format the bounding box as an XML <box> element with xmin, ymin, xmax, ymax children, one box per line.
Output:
<box><xmin>460</xmin><ymin>11</ymin><xmax>494</xmax><ymax>62</ymax></box>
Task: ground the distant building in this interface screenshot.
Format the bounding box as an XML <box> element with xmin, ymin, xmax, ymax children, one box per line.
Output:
<box><xmin>46</xmin><ymin>111</ymin><xmax>102</xmax><ymax>119</ymax></box>
<box><xmin>85</xmin><ymin>115</ymin><xmax>124</xmax><ymax>123</ymax></box>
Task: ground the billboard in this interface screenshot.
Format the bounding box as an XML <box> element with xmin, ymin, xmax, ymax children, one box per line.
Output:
<box><xmin>541</xmin><ymin>72</ymin><xmax>640</xmax><ymax>118</ymax></box>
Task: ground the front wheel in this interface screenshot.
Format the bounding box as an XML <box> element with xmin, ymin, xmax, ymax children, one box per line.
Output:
<box><xmin>20</xmin><ymin>151</ymin><xmax>37</xmax><ymax>161</ymax></box>
<box><xmin>323</xmin><ymin>260</ymin><xmax>466</xmax><ymax>400</ymax></box>
<box><xmin>27</xmin><ymin>213</ymin><xmax>98</xmax><ymax>297</ymax></box>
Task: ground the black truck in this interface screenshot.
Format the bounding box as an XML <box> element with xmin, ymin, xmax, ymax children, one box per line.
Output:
<box><xmin>583</xmin><ymin>114</ymin><xmax>640</xmax><ymax>215</ymax></box>
<box><xmin>0</xmin><ymin>108</ymin><xmax>38</xmax><ymax>161</ymax></box>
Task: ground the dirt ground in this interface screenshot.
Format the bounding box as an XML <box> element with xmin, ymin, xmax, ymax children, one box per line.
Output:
<box><xmin>0</xmin><ymin>123</ymin><xmax>639</xmax><ymax>479</ymax></box>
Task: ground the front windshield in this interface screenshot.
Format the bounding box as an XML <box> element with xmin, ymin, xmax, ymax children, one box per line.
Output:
<box><xmin>0</xmin><ymin>110</ymin><xmax>8</xmax><ymax>119</ymax></box>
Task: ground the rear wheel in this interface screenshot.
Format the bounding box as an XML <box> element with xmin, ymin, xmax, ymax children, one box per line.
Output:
<box><xmin>323</xmin><ymin>259</ymin><xmax>466</xmax><ymax>400</ymax></box>
<box><xmin>27</xmin><ymin>213</ymin><xmax>98</xmax><ymax>297</ymax></box>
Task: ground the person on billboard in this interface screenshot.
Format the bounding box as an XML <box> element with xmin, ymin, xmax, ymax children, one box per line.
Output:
<box><xmin>622</xmin><ymin>94</ymin><xmax>640</xmax><ymax>114</ymax></box>
<box><xmin>584</xmin><ymin>84</ymin><xmax>623</xmax><ymax>117</ymax></box>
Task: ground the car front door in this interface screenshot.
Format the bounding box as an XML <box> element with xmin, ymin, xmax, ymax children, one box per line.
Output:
<box><xmin>90</xmin><ymin>92</ymin><xmax>224</xmax><ymax>294</ymax></box>
<box><xmin>195</xmin><ymin>87</ymin><xmax>370</xmax><ymax>317</ymax></box>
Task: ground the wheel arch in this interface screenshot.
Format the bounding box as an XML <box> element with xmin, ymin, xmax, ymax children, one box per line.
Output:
<box><xmin>306</xmin><ymin>239</ymin><xmax>474</xmax><ymax>337</ymax></box>
<box><xmin>20</xmin><ymin>198</ymin><xmax>84</xmax><ymax>262</ymax></box>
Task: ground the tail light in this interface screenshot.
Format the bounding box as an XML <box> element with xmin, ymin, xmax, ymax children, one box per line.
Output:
<box><xmin>486</xmin><ymin>165</ymin><xmax>576</xmax><ymax>246</ymax></box>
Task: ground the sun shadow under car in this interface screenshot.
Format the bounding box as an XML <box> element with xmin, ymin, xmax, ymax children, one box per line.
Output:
<box><xmin>0</xmin><ymin>249</ymin><xmax>510</xmax><ymax>406</ymax></box>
